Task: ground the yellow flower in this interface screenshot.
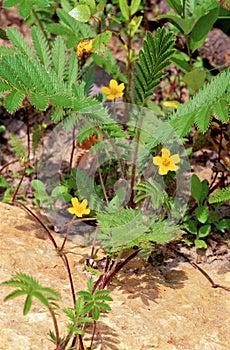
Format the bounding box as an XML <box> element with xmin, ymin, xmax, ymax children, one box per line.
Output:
<box><xmin>77</xmin><ymin>38</ymin><xmax>93</xmax><ymax>60</ymax></box>
<box><xmin>101</xmin><ymin>79</ymin><xmax>125</xmax><ymax>100</ymax></box>
<box><xmin>68</xmin><ymin>197</ymin><xmax>90</xmax><ymax>217</ymax></box>
<box><xmin>162</xmin><ymin>101</ymin><xmax>179</xmax><ymax>109</ymax></box>
<box><xmin>153</xmin><ymin>148</ymin><xmax>180</xmax><ymax>175</ymax></box>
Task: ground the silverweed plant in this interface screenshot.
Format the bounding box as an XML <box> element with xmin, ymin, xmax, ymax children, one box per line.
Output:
<box><xmin>1</xmin><ymin>0</ymin><xmax>230</xmax><ymax>348</ymax></box>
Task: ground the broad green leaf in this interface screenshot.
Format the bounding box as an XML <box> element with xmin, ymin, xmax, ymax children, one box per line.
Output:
<box><xmin>200</xmin><ymin>179</ymin><xmax>209</xmax><ymax>205</ymax></box>
<box><xmin>4</xmin><ymin>90</ymin><xmax>24</xmax><ymax>112</ymax></box>
<box><xmin>190</xmin><ymin>174</ymin><xmax>202</xmax><ymax>205</ymax></box>
<box><xmin>165</xmin><ymin>0</ymin><xmax>183</xmax><ymax>15</ymax></box>
<box><xmin>190</xmin><ymin>7</ymin><xmax>220</xmax><ymax>52</ymax></box>
<box><xmin>195</xmin><ymin>206</ymin><xmax>209</xmax><ymax>224</ymax></box>
<box><xmin>183</xmin><ymin>68</ymin><xmax>206</xmax><ymax>91</ymax></box>
<box><xmin>198</xmin><ymin>224</ymin><xmax>211</xmax><ymax>238</ymax></box>
<box><xmin>69</xmin><ymin>5</ymin><xmax>91</xmax><ymax>22</ymax></box>
<box><xmin>194</xmin><ymin>239</ymin><xmax>207</xmax><ymax>249</ymax></box>
<box><xmin>130</xmin><ymin>0</ymin><xmax>141</xmax><ymax>15</ymax></box>
<box><xmin>183</xmin><ymin>219</ymin><xmax>197</xmax><ymax>234</ymax></box>
<box><xmin>156</xmin><ymin>14</ymin><xmax>191</xmax><ymax>34</ymax></box>
<box><xmin>119</xmin><ymin>0</ymin><xmax>129</xmax><ymax>20</ymax></box>
<box><xmin>212</xmin><ymin>99</ymin><xmax>229</xmax><ymax>123</ymax></box>
<box><xmin>171</xmin><ymin>53</ymin><xmax>191</xmax><ymax>73</ymax></box>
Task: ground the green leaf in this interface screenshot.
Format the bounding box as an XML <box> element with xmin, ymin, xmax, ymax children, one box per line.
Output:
<box><xmin>183</xmin><ymin>68</ymin><xmax>206</xmax><ymax>91</ymax></box>
<box><xmin>130</xmin><ymin>0</ymin><xmax>141</xmax><ymax>15</ymax></box>
<box><xmin>93</xmin><ymin>306</ymin><xmax>100</xmax><ymax>320</ymax></box>
<box><xmin>3</xmin><ymin>0</ymin><xmax>21</xmax><ymax>7</ymax></box>
<box><xmin>69</xmin><ymin>4</ymin><xmax>91</xmax><ymax>22</ymax></box>
<box><xmin>195</xmin><ymin>105</ymin><xmax>212</xmax><ymax>132</ymax></box>
<box><xmin>212</xmin><ymin>99</ymin><xmax>229</xmax><ymax>123</ymax></box>
<box><xmin>190</xmin><ymin>6</ymin><xmax>220</xmax><ymax>52</ymax></box>
<box><xmin>18</xmin><ymin>0</ymin><xmax>31</xmax><ymax>18</ymax></box>
<box><xmin>3</xmin><ymin>289</ymin><xmax>27</xmax><ymax>302</ymax></box>
<box><xmin>92</xmin><ymin>31</ymin><xmax>112</xmax><ymax>54</ymax></box>
<box><xmin>52</xmin><ymin>36</ymin><xmax>66</xmax><ymax>81</ymax></box>
<box><xmin>23</xmin><ymin>295</ymin><xmax>32</xmax><ymax>315</ymax></box>
<box><xmin>209</xmin><ymin>187</ymin><xmax>230</xmax><ymax>204</ymax></box>
<box><xmin>0</xmin><ymin>80</ymin><xmax>11</xmax><ymax>92</ymax></box>
<box><xmin>49</xmin><ymin>94</ymin><xmax>72</xmax><ymax>107</ymax></box>
<box><xmin>195</xmin><ymin>206</ymin><xmax>209</xmax><ymax>224</ymax></box>
<box><xmin>156</xmin><ymin>14</ymin><xmax>191</xmax><ymax>34</ymax></box>
<box><xmin>32</xmin><ymin>291</ymin><xmax>49</xmax><ymax>307</ymax></box>
<box><xmin>119</xmin><ymin>0</ymin><xmax>129</xmax><ymax>20</ymax></box>
<box><xmin>215</xmin><ymin>219</ymin><xmax>230</xmax><ymax>233</ymax></box>
<box><xmin>6</xmin><ymin>27</ymin><xmax>32</xmax><ymax>57</ymax></box>
<box><xmin>198</xmin><ymin>224</ymin><xmax>211</xmax><ymax>238</ymax></box>
<box><xmin>190</xmin><ymin>174</ymin><xmax>202</xmax><ymax>205</ymax></box>
<box><xmin>165</xmin><ymin>0</ymin><xmax>183</xmax><ymax>15</ymax></box>
<box><xmin>194</xmin><ymin>239</ymin><xmax>207</xmax><ymax>249</ymax></box>
<box><xmin>30</xmin><ymin>94</ymin><xmax>49</xmax><ymax>110</ymax></box>
<box><xmin>4</xmin><ymin>90</ymin><xmax>24</xmax><ymax>112</ymax></box>
<box><xmin>31</xmin><ymin>26</ymin><xmax>51</xmax><ymax>68</ymax></box>
<box><xmin>183</xmin><ymin>219</ymin><xmax>197</xmax><ymax>234</ymax></box>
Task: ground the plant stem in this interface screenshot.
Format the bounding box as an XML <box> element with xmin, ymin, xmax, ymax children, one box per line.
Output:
<box><xmin>48</xmin><ymin>305</ymin><xmax>60</xmax><ymax>348</ymax></box>
<box><xmin>98</xmin><ymin>167</ymin><xmax>109</xmax><ymax>204</ymax></box>
<box><xmin>129</xmin><ymin>111</ymin><xmax>144</xmax><ymax>206</ymax></box>
<box><xmin>12</xmin><ymin>166</ymin><xmax>26</xmax><ymax>202</ymax></box>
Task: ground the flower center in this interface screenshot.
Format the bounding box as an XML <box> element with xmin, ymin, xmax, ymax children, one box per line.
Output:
<box><xmin>162</xmin><ymin>158</ymin><xmax>170</xmax><ymax>167</ymax></box>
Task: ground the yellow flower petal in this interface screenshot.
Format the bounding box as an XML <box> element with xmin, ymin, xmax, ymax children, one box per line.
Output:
<box><xmin>110</xmin><ymin>79</ymin><xmax>118</xmax><ymax>89</ymax></box>
<box><xmin>101</xmin><ymin>86</ymin><xmax>111</xmax><ymax>94</ymax></box>
<box><xmin>161</xmin><ymin>148</ymin><xmax>171</xmax><ymax>158</ymax></box>
<box><xmin>71</xmin><ymin>197</ymin><xmax>79</xmax><ymax>206</ymax></box>
<box><xmin>153</xmin><ymin>156</ymin><xmax>163</xmax><ymax>166</ymax></box>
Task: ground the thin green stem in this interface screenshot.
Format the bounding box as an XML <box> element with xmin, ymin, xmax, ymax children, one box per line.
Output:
<box><xmin>98</xmin><ymin>167</ymin><xmax>109</xmax><ymax>204</ymax></box>
<box><xmin>129</xmin><ymin>112</ymin><xmax>144</xmax><ymax>206</ymax></box>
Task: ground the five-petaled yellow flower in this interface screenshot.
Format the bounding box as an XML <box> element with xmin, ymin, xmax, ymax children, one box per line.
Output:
<box><xmin>101</xmin><ymin>79</ymin><xmax>125</xmax><ymax>100</ymax></box>
<box><xmin>153</xmin><ymin>148</ymin><xmax>180</xmax><ymax>175</ymax></box>
<box><xmin>68</xmin><ymin>197</ymin><xmax>90</xmax><ymax>217</ymax></box>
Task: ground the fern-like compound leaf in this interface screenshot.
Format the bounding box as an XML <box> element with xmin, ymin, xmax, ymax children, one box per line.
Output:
<box><xmin>52</xmin><ymin>36</ymin><xmax>66</xmax><ymax>81</ymax></box>
<box><xmin>209</xmin><ymin>187</ymin><xmax>230</xmax><ymax>204</ymax></box>
<box><xmin>31</xmin><ymin>26</ymin><xmax>51</xmax><ymax>68</ymax></box>
<box><xmin>170</xmin><ymin>69</ymin><xmax>230</xmax><ymax>136</ymax></box>
<box><xmin>134</xmin><ymin>28</ymin><xmax>175</xmax><ymax>105</ymax></box>
<box><xmin>6</xmin><ymin>27</ymin><xmax>32</xmax><ymax>57</ymax></box>
<box><xmin>4</xmin><ymin>90</ymin><xmax>24</xmax><ymax>112</ymax></box>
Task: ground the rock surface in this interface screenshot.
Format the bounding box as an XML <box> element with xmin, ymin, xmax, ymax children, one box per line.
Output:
<box><xmin>0</xmin><ymin>202</ymin><xmax>230</xmax><ymax>350</ymax></box>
